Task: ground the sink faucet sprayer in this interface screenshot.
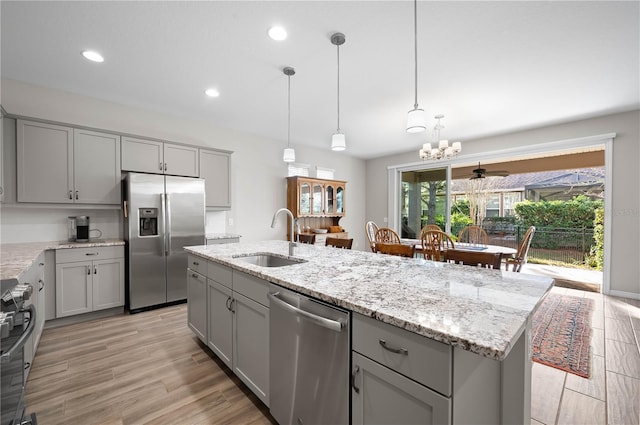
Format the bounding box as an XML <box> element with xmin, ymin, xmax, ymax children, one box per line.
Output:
<box><xmin>271</xmin><ymin>208</ymin><xmax>296</xmax><ymax>256</ymax></box>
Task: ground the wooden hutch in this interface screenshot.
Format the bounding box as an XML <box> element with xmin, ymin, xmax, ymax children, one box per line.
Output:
<box><xmin>286</xmin><ymin>176</ymin><xmax>349</xmax><ymax>244</ymax></box>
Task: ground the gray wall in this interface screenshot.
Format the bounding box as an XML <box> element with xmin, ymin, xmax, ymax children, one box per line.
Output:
<box><xmin>1</xmin><ymin>79</ymin><xmax>368</xmax><ymax>251</ymax></box>
<box><xmin>366</xmin><ymin>110</ymin><xmax>640</xmax><ymax>298</ymax></box>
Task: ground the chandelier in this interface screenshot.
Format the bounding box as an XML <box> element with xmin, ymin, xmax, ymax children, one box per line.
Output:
<box><xmin>419</xmin><ymin>115</ymin><xmax>461</xmax><ymax>160</ymax></box>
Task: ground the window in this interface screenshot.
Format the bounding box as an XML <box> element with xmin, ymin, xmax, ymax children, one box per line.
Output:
<box><xmin>400</xmin><ymin>168</ymin><xmax>447</xmax><ymax>238</ymax></box>
<box><xmin>503</xmin><ymin>192</ymin><xmax>522</xmax><ymax>217</ymax></box>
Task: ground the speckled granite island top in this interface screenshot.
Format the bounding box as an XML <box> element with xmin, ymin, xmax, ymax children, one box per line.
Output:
<box><xmin>185</xmin><ymin>240</ymin><xmax>554</xmax><ymax>361</ymax></box>
<box><xmin>0</xmin><ymin>239</ymin><xmax>125</xmax><ymax>282</ymax></box>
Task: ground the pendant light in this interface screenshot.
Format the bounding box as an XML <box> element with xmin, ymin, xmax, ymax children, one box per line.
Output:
<box><xmin>282</xmin><ymin>67</ymin><xmax>296</xmax><ymax>163</ymax></box>
<box><xmin>406</xmin><ymin>0</ymin><xmax>426</xmax><ymax>133</ymax></box>
<box><xmin>331</xmin><ymin>32</ymin><xmax>346</xmax><ymax>151</ymax></box>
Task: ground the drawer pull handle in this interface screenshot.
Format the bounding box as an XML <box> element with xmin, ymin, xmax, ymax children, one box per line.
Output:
<box><xmin>379</xmin><ymin>339</ymin><xmax>409</xmax><ymax>355</ymax></box>
<box><xmin>351</xmin><ymin>365</ymin><xmax>360</xmax><ymax>393</ymax></box>
<box><xmin>191</xmin><ymin>273</ymin><xmax>199</xmax><ymax>279</ymax></box>
<box><xmin>192</xmin><ymin>261</ymin><xmax>199</xmax><ymax>266</ymax></box>
<box><xmin>85</xmin><ymin>252</ymin><xmax>99</xmax><ymax>256</ymax></box>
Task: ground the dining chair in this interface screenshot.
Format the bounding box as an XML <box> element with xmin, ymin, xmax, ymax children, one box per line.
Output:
<box><xmin>505</xmin><ymin>226</ymin><xmax>536</xmax><ymax>272</ymax></box>
<box><xmin>375</xmin><ymin>242</ymin><xmax>415</xmax><ymax>258</ymax></box>
<box><xmin>445</xmin><ymin>249</ymin><xmax>503</xmax><ymax>269</ymax></box>
<box><xmin>375</xmin><ymin>227</ymin><xmax>401</xmax><ymax>244</ymax></box>
<box><xmin>365</xmin><ymin>221</ymin><xmax>379</xmax><ymax>252</ymax></box>
<box><xmin>421</xmin><ymin>224</ymin><xmax>442</xmax><ymax>233</ymax></box>
<box><xmin>420</xmin><ymin>229</ymin><xmax>455</xmax><ymax>261</ymax></box>
<box><xmin>298</xmin><ymin>233</ymin><xmax>316</xmax><ymax>244</ymax></box>
<box><xmin>457</xmin><ymin>225</ymin><xmax>489</xmax><ymax>245</ymax></box>
<box><xmin>326</xmin><ymin>237</ymin><xmax>353</xmax><ymax>249</ymax></box>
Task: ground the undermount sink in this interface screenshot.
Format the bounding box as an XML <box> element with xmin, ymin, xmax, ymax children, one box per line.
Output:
<box><xmin>233</xmin><ymin>253</ymin><xmax>307</xmax><ymax>268</ymax></box>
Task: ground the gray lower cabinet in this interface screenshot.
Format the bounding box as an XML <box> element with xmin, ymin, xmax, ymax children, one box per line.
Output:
<box><xmin>352</xmin><ymin>352</ymin><xmax>451</xmax><ymax>425</ymax></box>
<box><xmin>187</xmin><ymin>270</ymin><xmax>207</xmax><ymax>343</ymax></box>
<box><xmin>352</xmin><ymin>313</ymin><xmax>452</xmax><ymax>424</ymax></box>
<box><xmin>187</xmin><ymin>256</ymin><xmax>270</xmax><ymax>407</ymax></box>
<box><xmin>55</xmin><ymin>246</ymin><xmax>124</xmax><ymax>317</ymax></box>
<box><xmin>20</xmin><ymin>252</ymin><xmax>45</xmax><ymax>381</ymax></box>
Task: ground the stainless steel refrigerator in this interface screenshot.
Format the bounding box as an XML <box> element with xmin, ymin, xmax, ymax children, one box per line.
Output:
<box><xmin>123</xmin><ymin>172</ymin><xmax>205</xmax><ymax>312</ymax></box>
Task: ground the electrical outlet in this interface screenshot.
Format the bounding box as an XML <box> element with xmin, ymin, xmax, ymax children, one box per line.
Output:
<box><xmin>228</xmin><ymin>218</ymin><xmax>234</xmax><ymax>226</ymax></box>
<box><xmin>383</xmin><ymin>217</ymin><xmax>388</xmax><ymax>223</ymax></box>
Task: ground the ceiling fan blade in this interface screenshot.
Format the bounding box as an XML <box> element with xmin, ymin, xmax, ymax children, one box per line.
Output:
<box><xmin>484</xmin><ymin>170</ymin><xmax>510</xmax><ymax>177</ymax></box>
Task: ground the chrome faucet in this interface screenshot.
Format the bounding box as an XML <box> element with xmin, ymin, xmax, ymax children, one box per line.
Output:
<box><xmin>271</xmin><ymin>208</ymin><xmax>296</xmax><ymax>256</ymax></box>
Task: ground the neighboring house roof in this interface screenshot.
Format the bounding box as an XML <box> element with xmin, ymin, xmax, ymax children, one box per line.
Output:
<box><xmin>451</xmin><ymin>167</ymin><xmax>605</xmax><ymax>196</ymax></box>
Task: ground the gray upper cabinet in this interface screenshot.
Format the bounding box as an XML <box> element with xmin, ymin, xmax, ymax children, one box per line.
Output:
<box><xmin>121</xmin><ymin>136</ymin><xmax>199</xmax><ymax>177</ymax></box>
<box><xmin>17</xmin><ymin>120</ymin><xmax>121</xmax><ymax>204</ymax></box>
<box><xmin>199</xmin><ymin>149</ymin><xmax>231</xmax><ymax>209</ymax></box>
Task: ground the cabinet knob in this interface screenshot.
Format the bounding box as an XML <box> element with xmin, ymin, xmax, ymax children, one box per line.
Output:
<box><xmin>159</xmin><ymin>162</ymin><xmax>164</xmax><ymax>171</ymax></box>
<box><xmin>87</xmin><ymin>266</ymin><xmax>91</xmax><ymax>275</ymax></box>
<box><xmin>75</xmin><ymin>190</ymin><xmax>79</xmax><ymax>200</ymax></box>
<box><xmin>69</xmin><ymin>190</ymin><xmax>73</xmax><ymax>200</ymax></box>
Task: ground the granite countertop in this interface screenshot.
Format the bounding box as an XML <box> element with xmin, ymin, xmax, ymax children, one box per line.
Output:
<box><xmin>206</xmin><ymin>233</ymin><xmax>242</xmax><ymax>240</ymax></box>
<box><xmin>0</xmin><ymin>239</ymin><xmax>125</xmax><ymax>282</ymax></box>
<box><xmin>185</xmin><ymin>240</ymin><xmax>554</xmax><ymax>361</ymax></box>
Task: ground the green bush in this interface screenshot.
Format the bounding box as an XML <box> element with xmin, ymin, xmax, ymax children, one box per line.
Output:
<box><xmin>586</xmin><ymin>207</ymin><xmax>604</xmax><ymax>270</ymax></box>
<box><xmin>450</xmin><ymin>213</ymin><xmax>473</xmax><ymax>238</ymax></box>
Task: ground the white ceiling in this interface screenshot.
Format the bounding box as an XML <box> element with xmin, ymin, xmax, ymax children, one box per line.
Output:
<box><xmin>1</xmin><ymin>1</ymin><xmax>638</xmax><ymax>159</ymax></box>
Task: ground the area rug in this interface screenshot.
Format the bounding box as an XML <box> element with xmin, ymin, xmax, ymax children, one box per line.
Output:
<box><xmin>531</xmin><ymin>293</ymin><xmax>594</xmax><ymax>378</ymax></box>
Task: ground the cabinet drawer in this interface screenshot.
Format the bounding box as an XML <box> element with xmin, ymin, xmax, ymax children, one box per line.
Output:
<box><xmin>208</xmin><ymin>261</ymin><xmax>232</xmax><ymax>288</ymax></box>
<box><xmin>232</xmin><ymin>271</ymin><xmax>269</xmax><ymax>307</ymax></box>
<box><xmin>56</xmin><ymin>246</ymin><xmax>124</xmax><ymax>263</ymax></box>
<box><xmin>352</xmin><ymin>313</ymin><xmax>452</xmax><ymax>396</ymax></box>
<box><xmin>187</xmin><ymin>255</ymin><xmax>207</xmax><ymax>275</ymax></box>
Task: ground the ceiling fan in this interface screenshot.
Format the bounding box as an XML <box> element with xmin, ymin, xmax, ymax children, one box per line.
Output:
<box><xmin>467</xmin><ymin>162</ymin><xmax>510</xmax><ymax>180</ymax></box>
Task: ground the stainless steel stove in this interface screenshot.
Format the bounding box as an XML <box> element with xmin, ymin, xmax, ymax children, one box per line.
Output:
<box><xmin>1</xmin><ymin>281</ymin><xmax>37</xmax><ymax>425</ymax></box>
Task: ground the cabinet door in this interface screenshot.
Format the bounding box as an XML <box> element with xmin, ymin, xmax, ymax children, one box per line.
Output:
<box><xmin>199</xmin><ymin>149</ymin><xmax>230</xmax><ymax>208</ymax></box>
<box><xmin>0</xmin><ymin>112</ymin><xmax>4</xmax><ymax>202</ymax></box>
<box><xmin>73</xmin><ymin>129</ymin><xmax>121</xmax><ymax>204</ymax></box>
<box><xmin>336</xmin><ymin>185</ymin><xmax>345</xmax><ymax>215</ymax></box>
<box><xmin>207</xmin><ymin>279</ymin><xmax>233</xmax><ymax>369</ymax></box>
<box><xmin>352</xmin><ymin>352</ymin><xmax>451</xmax><ymax>425</ymax></box>
<box><xmin>121</xmin><ymin>136</ymin><xmax>164</xmax><ymax>173</ymax></box>
<box><xmin>17</xmin><ymin>120</ymin><xmax>73</xmax><ymax>203</ymax></box>
<box><xmin>299</xmin><ymin>182</ymin><xmax>311</xmax><ymax>215</ymax></box>
<box><xmin>233</xmin><ymin>291</ymin><xmax>270</xmax><ymax>407</ymax></box>
<box><xmin>56</xmin><ymin>261</ymin><xmax>92</xmax><ymax>317</ymax></box>
<box><xmin>187</xmin><ymin>271</ymin><xmax>207</xmax><ymax>343</ymax></box>
<box><xmin>92</xmin><ymin>258</ymin><xmax>124</xmax><ymax>310</ymax></box>
<box><xmin>164</xmin><ymin>143</ymin><xmax>198</xmax><ymax>177</ymax></box>
<box><xmin>312</xmin><ymin>183</ymin><xmax>324</xmax><ymax>214</ymax></box>
<box><xmin>325</xmin><ymin>185</ymin><xmax>335</xmax><ymax>214</ymax></box>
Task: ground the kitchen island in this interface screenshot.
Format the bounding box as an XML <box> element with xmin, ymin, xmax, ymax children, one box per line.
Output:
<box><xmin>185</xmin><ymin>240</ymin><xmax>554</xmax><ymax>424</ymax></box>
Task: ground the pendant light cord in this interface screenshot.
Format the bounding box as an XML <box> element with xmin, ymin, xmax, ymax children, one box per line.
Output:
<box><xmin>287</xmin><ymin>74</ymin><xmax>291</xmax><ymax>148</ymax></box>
<box><xmin>413</xmin><ymin>0</ymin><xmax>418</xmax><ymax>110</ymax></box>
<box><xmin>336</xmin><ymin>43</ymin><xmax>341</xmax><ymax>132</ymax></box>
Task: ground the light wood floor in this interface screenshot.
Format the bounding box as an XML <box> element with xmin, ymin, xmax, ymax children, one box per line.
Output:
<box><xmin>26</xmin><ymin>287</ymin><xmax>639</xmax><ymax>425</ymax></box>
<box><xmin>531</xmin><ymin>286</ymin><xmax>640</xmax><ymax>425</ymax></box>
<box><xmin>25</xmin><ymin>304</ymin><xmax>276</xmax><ymax>425</ymax></box>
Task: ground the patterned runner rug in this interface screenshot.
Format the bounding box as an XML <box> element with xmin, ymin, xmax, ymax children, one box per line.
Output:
<box><xmin>531</xmin><ymin>293</ymin><xmax>594</xmax><ymax>378</ymax></box>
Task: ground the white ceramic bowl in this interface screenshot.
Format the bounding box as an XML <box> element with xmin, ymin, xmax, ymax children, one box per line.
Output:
<box><xmin>312</xmin><ymin>228</ymin><xmax>328</xmax><ymax>234</ymax></box>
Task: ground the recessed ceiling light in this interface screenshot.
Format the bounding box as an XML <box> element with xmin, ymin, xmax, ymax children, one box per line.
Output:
<box><xmin>81</xmin><ymin>50</ymin><xmax>104</xmax><ymax>63</ymax></box>
<box><xmin>205</xmin><ymin>88</ymin><xmax>220</xmax><ymax>98</ymax></box>
<box><xmin>268</xmin><ymin>26</ymin><xmax>287</xmax><ymax>41</ymax></box>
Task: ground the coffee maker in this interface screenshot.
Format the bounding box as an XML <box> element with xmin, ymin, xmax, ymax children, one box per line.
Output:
<box><xmin>67</xmin><ymin>216</ymin><xmax>91</xmax><ymax>242</ymax></box>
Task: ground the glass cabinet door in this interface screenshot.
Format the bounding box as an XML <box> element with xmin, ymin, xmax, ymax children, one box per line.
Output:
<box><xmin>313</xmin><ymin>184</ymin><xmax>323</xmax><ymax>214</ymax></box>
<box><xmin>325</xmin><ymin>185</ymin><xmax>335</xmax><ymax>214</ymax></box>
<box><xmin>299</xmin><ymin>183</ymin><xmax>311</xmax><ymax>215</ymax></box>
<box><xmin>336</xmin><ymin>186</ymin><xmax>344</xmax><ymax>214</ymax></box>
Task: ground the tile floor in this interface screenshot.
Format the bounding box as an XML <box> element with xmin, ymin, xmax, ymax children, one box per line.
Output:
<box><xmin>530</xmin><ymin>285</ymin><xmax>640</xmax><ymax>425</ymax></box>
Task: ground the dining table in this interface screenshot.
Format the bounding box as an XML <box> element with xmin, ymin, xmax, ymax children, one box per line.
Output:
<box><xmin>400</xmin><ymin>238</ymin><xmax>518</xmax><ymax>257</ymax></box>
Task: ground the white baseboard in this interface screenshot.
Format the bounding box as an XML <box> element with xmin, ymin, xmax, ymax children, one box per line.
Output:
<box><xmin>606</xmin><ymin>289</ymin><xmax>640</xmax><ymax>301</ymax></box>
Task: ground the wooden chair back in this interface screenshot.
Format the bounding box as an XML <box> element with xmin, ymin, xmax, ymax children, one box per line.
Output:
<box><xmin>375</xmin><ymin>243</ymin><xmax>415</xmax><ymax>258</ymax></box>
<box><xmin>326</xmin><ymin>237</ymin><xmax>353</xmax><ymax>249</ymax></box>
<box><xmin>506</xmin><ymin>226</ymin><xmax>536</xmax><ymax>272</ymax></box>
<box><xmin>365</xmin><ymin>221</ymin><xmax>379</xmax><ymax>252</ymax></box>
<box><xmin>421</xmin><ymin>224</ymin><xmax>442</xmax><ymax>233</ymax></box>
<box><xmin>420</xmin><ymin>230</ymin><xmax>455</xmax><ymax>261</ymax></box>
<box><xmin>375</xmin><ymin>227</ymin><xmax>401</xmax><ymax>244</ymax></box>
<box><xmin>445</xmin><ymin>249</ymin><xmax>503</xmax><ymax>269</ymax></box>
<box><xmin>298</xmin><ymin>233</ymin><xmax>316</xmax><ymax>244</ymax></box>
<box><xmin>457</xmin><ymin>225</ymin><xmax>489</xmax><ymax>245</ymax></box>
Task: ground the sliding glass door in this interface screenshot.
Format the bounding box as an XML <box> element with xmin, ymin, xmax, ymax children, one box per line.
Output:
<box><xmin>399</xmin><ymin>167</ymin><xmax>449</xmax><ymax>239</ymax></box>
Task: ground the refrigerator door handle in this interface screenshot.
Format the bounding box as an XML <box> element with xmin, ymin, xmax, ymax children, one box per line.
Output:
<box><xmin>165</xmin><ymin>193</ymin><xmax>172</xmax><ymax>256</ymax></box>
<box><xmin>161</xmin><ymin>193</ymin><xmax>167</xmax><ymax>256</ymax></box>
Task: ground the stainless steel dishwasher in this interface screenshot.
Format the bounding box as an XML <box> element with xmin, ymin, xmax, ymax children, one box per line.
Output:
<box><xmin>269</xmin><ymin>284</ymin><xmax>350</xmax><ymax>425</ymax></box>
